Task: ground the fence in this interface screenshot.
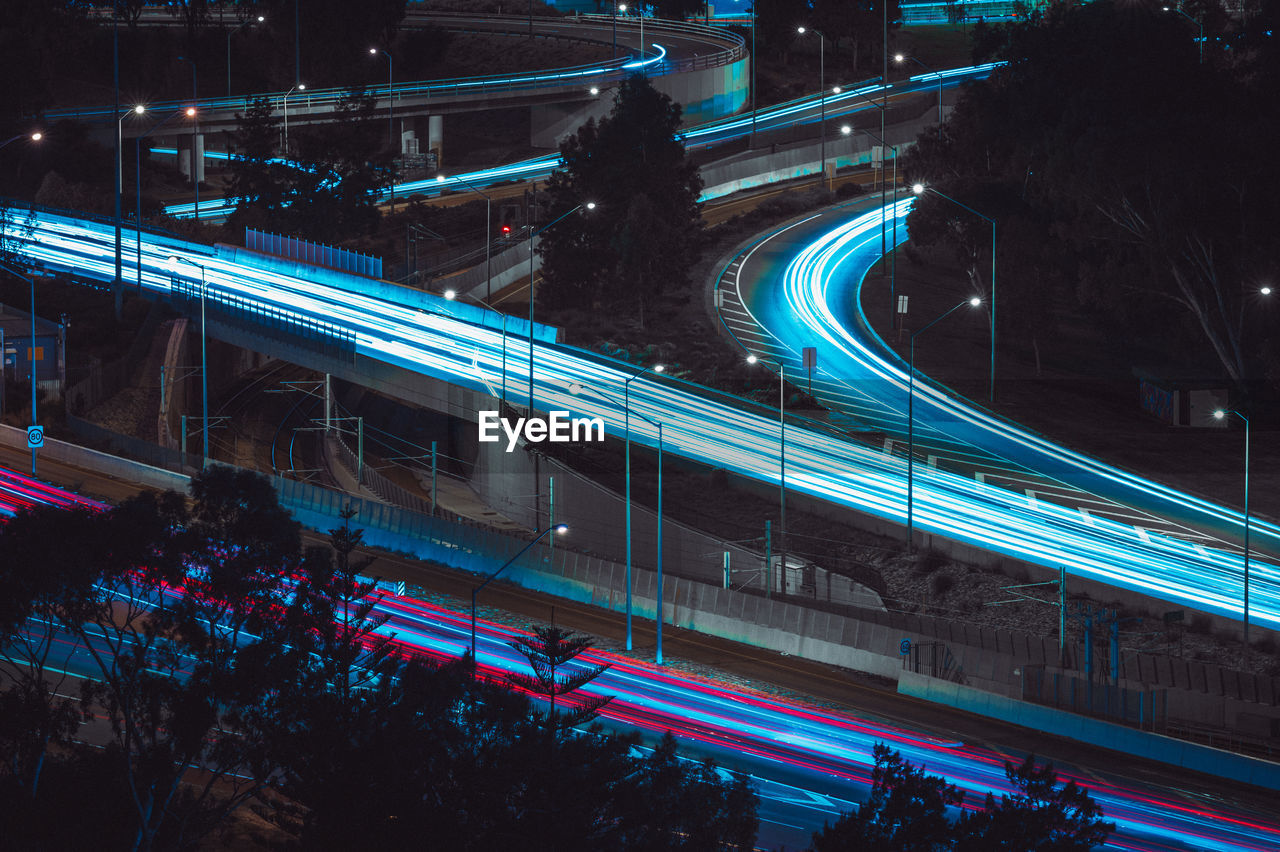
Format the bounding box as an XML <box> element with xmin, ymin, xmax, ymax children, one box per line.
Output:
<box><xmin>168</xmin><ymin>276</ymin><xmax>356</xmax><ymax>364</ymax></box>
<box><xmin>1022</xmin><ymin>665</ymin><xmax>1167</xmax><ymax>732</ymax></box>
<box><xmin>246</xmin><ymin>228</ymin><xmax>382</xmax><ymax>280</ymax></box>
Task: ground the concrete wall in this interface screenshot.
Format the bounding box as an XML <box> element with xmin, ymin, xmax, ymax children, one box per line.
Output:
<box><xmin>899</xmin><ymin>670</ymin><xmax>1280</xmax><ymax>792</ymax></box>
<box><xmin>652</xmin><ymin>55</ymin><xmax>750</xmax><ymax>126</ymax></box>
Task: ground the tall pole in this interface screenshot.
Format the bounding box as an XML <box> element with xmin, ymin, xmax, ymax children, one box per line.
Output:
<box><xmin>200</xmin><ymin>265</ymin><xmax>209</xmax><ymax>467</ymax></box>
<box><xmin>750</xmin><ymin>2</ymin><xmax>756</xmax><ymax>146</ymax></box>
<box><xmin>779</xmin><ymin>364</ymin><xmax>786</xmax><ymax>587</ymax></box>
<box><xmin>282</xmin><ymin>85</ymin><xmax>304</xmax><ymax>154</ymax></box>
<box><xmin>227</xmin><ymin>16</ymin><xmax>264</xmax><ymax>97</ymax></box>
<box><xmin>914</xmin><ymin>184</ymin><xmax>997</xmax><ymax>403</ymax></box>
<box><xmin>29</xmin><ymin>270</ymin><xmax>36</xmax><ymax>476</ymax></box>
<box><xmin>470</xmin><ymin>526</ymin><xmax>564</xmax><ymax>668</ymax></box>
<box><xmin>527</xmin><ymin>203</ymin><xmax>591</xmax><ymax>412</ymax></box>
<box><xmin>113</xmin><ymin>5</ymin><xmax>121</xmax><ymax>315</ymax></box>
<box><xmin>294</xmin><ymin>0</ymin><xmax>300</xmax><ymax>85</ymax></box>
<box><xmin>656</xmin><ymin>421</ymin><xmax>664</xmax><ymax>665</ymax></box>
<box><xmin>622</xmin><ymin>363</ymin><xmax>662</xmax><ymax>652</ymax></box>
<box><xmin>1216</xmin><ymin>408</ymin><xmax>1252</xmax><ymax>665</ymax></box>
<box><xmin>178</xmin><ymin>57</ymin><xmax>199</xmax><ymax>222</ymax></box>
<box><xmin>907</xmin><ymin>299</ymin><xmax>982</xmax><ymax>550</ymax></box>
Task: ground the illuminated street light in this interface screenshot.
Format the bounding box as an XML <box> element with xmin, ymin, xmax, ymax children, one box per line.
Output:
<box><xmin>913</xmin><ymin>183</ymin><xmax>998</xmax><ymax>403</ymax></box>
<box><xmin>895</xmin><ymin>52</ymin><xmax>944</xmax><ymax>133</ymax></box>
<box><xmin>527</xmin><ymin>202</ymin><xmax>595</xmax><ymax>411</ymax></box>
<box><xmin>116</xmin><ymin>105</ymin><xmax>146</xmax><ymax>297</ymax></box>
<box><xmin>470</xmin><ymin>524</ymin><xmax>568</xmax><ymax>668</ymax></box>
<box><xmin>747</xmin><ymin>353</ymin><xmax>788</xmax><ymax>596</ymax></box>
<box><xmin>1214</xmin><ymin>407</ymin><xmax>1251</xmax><ymax>667</ymax></box>
<box><xmin>1163</xmin><ymin>5</ymin><xmax>1204</xmax><ymax>64</ymax></box>
<box><xmin>907</xmin><ymin>298</ymin><xmax>982</xmax><ymax>551</ymax></box>
<box><xmin>282</xmin><ymin>83</ymin><xmax>306</xmax><ymax>153</ymax></box>
<box><xmin>226</xmin><ymin>14</ymin><xmax>265</xmax><ymax>96</ymax></box>
<box><xmin>167</xmin><ymin>255</ymin><xmax>210</xmax><ymax>468</ymax></box>
<box><xmin>797</xmin><ymin>26</ymin><xmax>828</xmax><ymax>184</ymax></box>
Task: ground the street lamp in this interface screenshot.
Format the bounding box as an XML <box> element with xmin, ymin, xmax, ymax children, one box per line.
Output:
<box><xmin>1214</xmin><ymin>408</ymin><xmax>1251</xmax><ymax>666</ymax></box>
<box><xmin>570</xmin><ymin>379</ymin><xmax>666</xmax><ymax>663</ymax></box>
<box><xmin>226</xmin><ymin>14</ymin><xmax>265</xmax><ymax>96</ymax></box>
<box><xmin>842</xmin><ymin>123</ymin><xmax>900</xmax><ymax>326</ymax></box>
<box><xmin>116</xmin><ymin>105</ymin><xmax>146</xmax><ymax>297</ymax></box>
<box><xmin>913</xmin><ymin>183</ymin><xmax>998</xmax><ymax>403</ymax></box>
<box><xmin>907</xmin><ymin>298</ymin><xmax>982</xmax><ymax>550</ymax></box>
<box><xmin>0</xmin><ymin>262</ymin><xmax>40</xmax><ymax>476</ymax></box>
<box><xmin>797</xmin><ymin>27</ymin><xmax>828</xmax><ymax>184</ymax></box>
<box><xmin>470</xmin><ymin>524</ymin><xmax>568</xmax><ymax>668</ymax></box>
<box><xmin>0</xmin><ymin>131</ymin><xmax>42</xmax><ymax>151</ymax></box>
<box><xmin>1163</xmin><ymin>5</ymin><xmax>1204</xmax><ymax>64</ymax></box>
<box><xmin>435</xmin><ymin>173</ymin><xmax>494</xmax><ymax>304</ymax></box>
<box><xmin>282</xmin><ymin>83</ymin><xmax>306</xmax><ymax>154</ymax></box>
<box><xmin>167</xmin><ymin>255</ymin><xmax>210</xmax><ymax>468</ymax></box>
<box><xmin>370</xmin><ymin>47</ymin><xmax>396</xmax><ymax>211</ymax></box>
<box><xmin>622</xmin><ymin>364</ymin><xmax>663</xmax><ymax>651</ymax></box>
<box><xmin>747</xmin><ymin>353</ymin><xmax>789</xmax><ymax>597</ymax></box>
<box><xmin>136</xmin><ymin>108</ymin><xmax>197</xmax><ymax>293</ymax></box>
<box><xmin>177</xmin><ymin>56</ymin><xmax>199</xmax><ymax>221</ymax></box>
<box><xmin>526</xmin><ymin>201</ymin><xmax>595</xmax><ymax>412</ymax></box>
<box><xmin>894</xmin><ymin>53</ymin><xmax>944</xmax><ymax>134</ymax></box>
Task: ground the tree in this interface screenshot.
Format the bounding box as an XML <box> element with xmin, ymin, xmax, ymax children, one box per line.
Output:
<box><xmin>812</xmin><ymin>743</ymin><xmax>962</xmax><ymax>852</ymax></box>
<box><xmin>954</xmin><ymin>755</ymin><xmax>1114</xmax><ymax>851</ymax></box>
<box><xmin>811</xmin><ymin>745</ymin><xmax>1112</xmax><ymax>851</ymax></box>
<box><xmin>540</xmin><ymin>74</ymin><xmax>703</xmax><ymax>326</ymax></box>
<box><xmin>904</xmin><ymin>0</ymin><xmax>1280</xmax><ymax>394</ymax></box>
<box><xmin>226</xmin><ymin>97</ymin><xmax>290</xmax><ymax>231</ymax></box>
<box><xmin>506</xmin><ymin>624</ymin><xmax>613</xmax><ymax>732</ymax></box>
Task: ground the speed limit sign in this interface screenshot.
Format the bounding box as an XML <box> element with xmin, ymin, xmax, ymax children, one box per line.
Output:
<box><xmin>27</xmin><ymin>425</ymin><xmax>44</xmax><ymax>449</ymax></box>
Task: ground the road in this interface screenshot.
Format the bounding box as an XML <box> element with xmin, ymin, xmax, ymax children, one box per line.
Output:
<box><xmin>5</xmin><ymin>463</ymin><xmax>1278</xmax><ymax>849</ymax></box>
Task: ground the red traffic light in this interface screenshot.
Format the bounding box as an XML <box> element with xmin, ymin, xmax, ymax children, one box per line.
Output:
<box><xmin>501</xmin><ymin>225</ymin><xmax>512</xmax><ymax>235</ymax></box>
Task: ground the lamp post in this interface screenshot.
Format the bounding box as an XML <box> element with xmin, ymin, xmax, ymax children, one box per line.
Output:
<box><xmin>908</xmin><ymin>298</ymin><xmax>982</xmax><ymax>550</ymax></box>
<box><xmin>570</xmin><ymin>380</ymin><xmax>666</xmax><ymax>662</ymax></box>
<box><xmin>177</xmin><ymin>56</ymin><xmax>199</xmax><ymax>221</ymax></box>
<box><xmin>0</xmin><ymin>131</ymin><xmax>42</xmax><ymax>152</ymax></box>
<box><xmin>747</xmin><ymin>354</ymin><xmax>788</xmax><ymax>596</ymax></box>
<box><xmin>913</xmin><ymin>183</ymin><xmax>997</xmax><ymax>403</ymax></box>
<box><xmin>436</xmin><ymin>174</ymin><xmax>494</xmax><ymax>304</ymax></box>
<box><xmin>226</xmin><ymin>15</ymin><xmax>265</xmax><ymax>96</ymax></box>
<box><xmin>842</xmin><ymin>123</ymin><xmax>899</xmax><ymax>325</ymax></box>
<box><xmin>1214</xmin><ymin>408</ymin><xmax>1251</xmax><ymax>666</ymax></box>
<box><xmin>894</xmin><ymin>53</ymin><xmax>944</xmax><ymax>134</ymax></box>
<box><xmin>116</xmin><ymin>105</ymin><xmax>145</xmax><ymax>300</ymax></box>
<box><xmin>1163</xmin><ymin>5</ymin><xmax>1204</xmax><ymax>64</ymax></box>
<box><xmin>470</xmin><ymin>524</ymin><xmax>568</xmax><ymax>668</ymax></box>
<box><xmin>526</xmin><ymin>202</ymin><xmax>595</xmax><ymax>412</ymax></box>
<box><xmin>167</xmin><ymin>256</ymin><xmax>210</xmax><ymax>467</ymax></box>
<box><xmin>623</xmin><ymin>364</ymin><xmax>663</xmax><ymax>651</ymax></box>
<box><xmin>0</xmin><ymin>262</ymin><xmax>39</xmax><ymax>476</ymax></box>
<box><xmin>136</xmin><ymin>108</ymin><xmax>196</xmax><ymax>293</ymax></box>
<box><xmin>370</xmin><ymin>47</ymin><xmax>396</xmax><ymax>211</ymax></box>
<box><xmin>797</xmin><ymin>27</ymin><xmax>827</xmax><ymax>184</ymax></box>
<box><xmin>282</xmin><ymin>83</ymin><xmax>306</xmax><ymax>154</ymax></box>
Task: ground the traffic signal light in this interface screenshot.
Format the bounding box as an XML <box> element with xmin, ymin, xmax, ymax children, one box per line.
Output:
<box><xmin>501</xmin><ymin>224</ymin><xmax>512</xmax><ymax>237</ymax></box>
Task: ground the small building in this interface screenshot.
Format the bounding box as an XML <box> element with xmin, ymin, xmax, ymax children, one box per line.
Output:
<box><xmin>1132</xmin><ymin>366</ymin><xmax>1227</xmax><ymax>428</ymax></box>
<box><xmin>0</xmin><ymin>303</ymin><xmax>65</xmax><ymax>412</ymax></box>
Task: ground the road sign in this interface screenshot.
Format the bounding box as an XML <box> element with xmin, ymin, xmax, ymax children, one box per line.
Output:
<box><xmin>899</xmin><ymin>638</ymin><xmax>911</xmax><ymax>656</ymax></box>
<box><xmin>26</xmin><ymin>425</ymin><xmax>44</xmax><ymax>449</ymax></box>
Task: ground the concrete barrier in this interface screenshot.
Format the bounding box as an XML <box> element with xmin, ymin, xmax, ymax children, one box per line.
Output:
<box><xmin>899</xmin><ymin>670</ymin><xmax>1280</xmax><ymax>792</ymax></box>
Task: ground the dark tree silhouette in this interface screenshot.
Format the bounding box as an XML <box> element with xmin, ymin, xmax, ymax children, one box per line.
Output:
<box><xmin>506</xmin><ymin>624</ymin><xmax>612</xmax><ymax>731</ymax></box>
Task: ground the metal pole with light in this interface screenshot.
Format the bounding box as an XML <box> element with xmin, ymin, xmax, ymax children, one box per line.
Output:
<box><xmin>569</xmin><ymin>380</ymin><xmax>665</xmax><ymax>662</ymax></box>
<box><xmin>168</xmin><ymin>256</ymin><xmax>210</xmax><ymax>467</ymax></box>
<box><xmin>116</xmin><ymin>106</ymin><xmax>145</xmax><ymax>298</ymax></box>
<box><xmin>913</xmin><ymin>183</ymin><xmax>997</xmax><ymax>403</ymax></box>
<box><xmin>894</xmin><ymin>53</ymin><xmax>944</xmax><ymax>134</ymax></box>
<box><xmin>226</xmin><ymin>15</ymin><xmax>265</xmax><ymax>96</ymax></box>
<box><xmin>527</xmin><ymin>202</ymin><xmax>595</xmax><ymax>412</ymax></box>
<box><xmin>177</xmin><ymin>57</ymin><xmax>199</xmax><ymax>221</ymax></box>
<box><xmin>1214</xmin><ymin>407</ymin><xmax>1251</xmax><ymax>666</ymax></box>
<box><xmin>0</xmin><ymin>131</ymin><xmax>42</xmax><ymax>153</ymax></box>
<box><xmin>0</xmin><ymin>262</ymin><xmax>39</xmax><ymax>476</ymax></box>
<box><xmin>624</xmin><ymin>364</ymin><xmax>663</xmax><ymax>651</ymax></box>
<box><xmin>137</xmin><ymin>109</ymin><xmax>196</xmax><ymax>293</ymax></box>
<box><xmin>282</xmin><ymin>84</ymin><xmax>306</xmax><ymax>154</ymax></box>
<box><xmin>797</xmin><ymin>27</ymin><xmax>826</xmax><ymax>184</ymax></box>
<box><xmin>436</xmin><ymin>174</ymin><xmax>493</xmax><ymax>304</ymax></box>
<box><xmin>1163</xmin><ymin>5</ymin><xmax>1204</xmax><ymax>64</ymax></box>
<box><xmin>842</xmin><ymin>123</ymin><xmax>899</xmax><ymax>325</ymax></box>
<box><xmin>908</xmin><ymin>298</ymin><xmax>982</xmax><ymax>550</ymax></box>
<box><xmin>747</xmin><ymin>354</ymin><xmax>788</xmax><ymax>596</ymax></box>
<box><xmin>470</xmin><ymin>524</ymin><xmax>568</xmax><ymax>668</ymax></box>
<box><xmin>370</xmin><ymin>48</ymin><xmax>396</xmax><ymax>211</ymax></box>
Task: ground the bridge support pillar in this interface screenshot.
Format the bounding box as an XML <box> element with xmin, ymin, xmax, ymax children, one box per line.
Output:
<box><xmin>176</xmin><ymin>132</ymin><xmax>206</xmax><ymax>184</ymax></box>
<box><xmin>404</xmin><ymin>116</ymin><xmax>444</xmax><ymax>171</ymax></box>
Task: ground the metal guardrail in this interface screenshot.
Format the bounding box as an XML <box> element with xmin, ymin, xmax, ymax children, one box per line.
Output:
<box><xmin>44</xmin><ymin>14</ymin><xmax>743</xmax><ymax>124</ymax></box>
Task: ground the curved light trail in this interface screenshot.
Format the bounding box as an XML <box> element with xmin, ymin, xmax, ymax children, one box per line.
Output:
<box><xmin>4</xmin><ymin>198</ymin><xmax>1278</xmax><ymax>632</ymax></box>
<box><xmin>7</xmin><ymin>521</ymin><xmax>1277</xmax><ymax>850</ymax></box>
